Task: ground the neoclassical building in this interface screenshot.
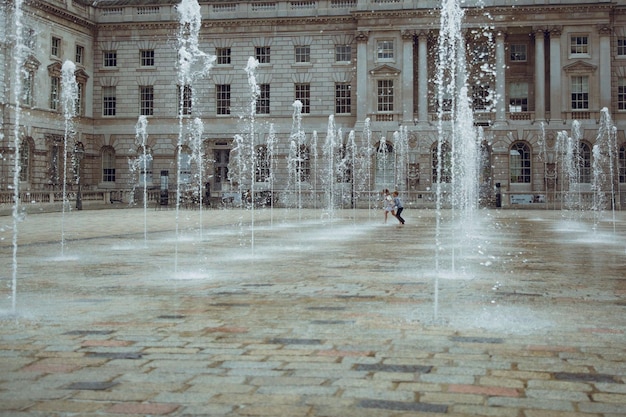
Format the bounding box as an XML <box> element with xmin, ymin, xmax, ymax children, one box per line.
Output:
<box><xmin>1</xmin><ymin>0</ymin><xmax>625</xmax><ymax>208</ymax></box>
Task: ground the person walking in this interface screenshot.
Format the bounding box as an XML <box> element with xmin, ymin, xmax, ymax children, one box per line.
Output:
<box><xmin>392</xmin><ymin>190</ymin><xmax>405</xmax><ymax>225</ymax></box>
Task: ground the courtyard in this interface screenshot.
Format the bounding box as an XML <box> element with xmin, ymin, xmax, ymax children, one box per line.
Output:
<box><xmin>0</xmin><ymin>206</ymin><xmax>625</xmax><ymax>416</ymax></box>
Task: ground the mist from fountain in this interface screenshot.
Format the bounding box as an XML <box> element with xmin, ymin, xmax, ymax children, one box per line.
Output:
<box><xmin>323</xmin><ymin>115</ymin><xmax>338</xmax><ymax>221</ymax></box>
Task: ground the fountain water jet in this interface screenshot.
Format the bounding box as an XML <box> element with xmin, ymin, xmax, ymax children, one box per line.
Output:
<box><xmin>60</xmin><ymin>61</ymin><xmax>79</xmax><ymax>258</ymax></box>
<box><xmin>432</xmin><ymin>0</ymin><xmax>481</xmax><ymax>321</ymax></box>
<box><xmin>174</xmin><ymin>0</ymin><xmax>215</xmax><ymax>271</ymax></box>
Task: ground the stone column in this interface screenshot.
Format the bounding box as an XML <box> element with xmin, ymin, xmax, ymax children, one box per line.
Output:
<box><xmin>494</xmin><ymin>30</ymin><xmax>507</xmax><ymax>125</ymax></box>
<box><xmin>417</xmin><ymin>32</ymin><xmax>429</xmax><ymax>123</ymax></box>
<box><xmin>549</xmin><ymin>26</ymin><xmax>562</xmax><ymax>123</ymax></box>
<box><xmin>598</xmin><ymin>24</ymin><xmax>612</xmax><ymax>110</ymax></box>
<box><xmin>534</xmin><ymin>28</ymin><xmax>546</xmax><ymax>122</ymax></box>
<box><xmin>401</xmin><ymin>30</ymin><xmax>415</xmax><ymax>125</ymax></box>
<box><xmin>356</xmin><ymin>31</ymin><xmax>369</xmax><ymax>124</ymax></box>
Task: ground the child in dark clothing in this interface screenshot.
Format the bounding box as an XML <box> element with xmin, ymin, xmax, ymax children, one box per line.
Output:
<box><xmin>392</xmin><ymin>191</ymin><xmax>405</xmax><ymax>225</ymax></box>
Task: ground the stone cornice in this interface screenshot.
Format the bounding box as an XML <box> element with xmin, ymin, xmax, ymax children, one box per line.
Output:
<box><xmin>24</xmin><ymin>0</ymin><xmax>97</xmax><ymax>31</ymax></box>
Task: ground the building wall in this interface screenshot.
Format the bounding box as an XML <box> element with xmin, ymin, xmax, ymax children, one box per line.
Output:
<box><xmin>1</xmin><ymin>0</ymin><xmax>625</xmax><ymax>208</ymax></box>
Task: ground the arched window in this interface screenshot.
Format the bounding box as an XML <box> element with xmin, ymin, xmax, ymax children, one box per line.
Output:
<box><xmin>102</xmin><ymin>146</ymin><xmax>116</xmax><ymax>182</ymax></box>
<box><xmin>431</xmin><ymin>141</ymin><xmax>451</xmax><ymax>183</ymax></box>
<box><xmin>19</xmin><ymin>139</ymin><xmax>32</xmax><ymax>182</ymax></box>
<box><xmin>297</xmin><ymin>144</ymin><xmax>310</xmax><ymax>182</ymax></box>
<box><xmin>619</xmin><ymin>143</ymin><xmax>626</xmax><ymax>184</ymax></box>
<box><xmin>136</xmin><ymin>146</ymin><xmax>153</xmax><ymax>185</ymax></box>
<box><xmin>510</xmin><ymin>141</ymin><xmax>531</xmax><ymax>183</ymax></box>
<box><xmin>578</xmin><ymin>142</ymin><xmax>592</xmax><ymax>183</ymax></box>
<box><xmin>256</xmin><ymin>145</ymin><xmax>270</xmax><ymax>182</ymax></box>
<box><xmin>375</xmin><ymin>140</ymin><xmax>394</xmax><ymax>186</ymax></box>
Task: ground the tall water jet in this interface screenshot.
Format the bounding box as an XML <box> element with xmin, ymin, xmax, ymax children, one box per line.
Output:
<box><xmin>287</xmin><ymin>100</ymin><xmax>306</xmax><ymax>218</ymax></box>
<box><xmin>134</xmin><ymin>116</ymin><xmax>149</xmax><ymax>244</ymax></box>
<box><xmin>592</xmin><ymin>108</ymin><xmax>618</xmax><ymax>230</ymax></box>
<box><xmin>359</xmin><ymin>118</ymin><xmax>373</xmax><ymax>217</ymax></box>
<box><xmin>175</xmin><ymin>0</ymin><xmax>215</xmax><ymax>271</ymax></box>
<box><xmin>8</xmin><ymin>0</ymin><xmax>27</xmax><ymax>315</ymax></box>
<box><xmin>266</xmin><ymin>123</ymin><xmax>277</xmax><ymax>225</ymax></box>
<box><xmin>189</xmin><ymin>117</ymin><xmax>205</xmax><ymax>236</ymax></box>
<box><xmin>432</xmin><ymin>0</ymin><xmax>480</xmax><ymax>321</ymax></box>
<box><xmin>244</xmin><ymin>57</ymin><xmax>260</xmax><ymax>252</ymax></box>
<box><xmin>60</xmin><ymin>61</ymin><xmax>78</xmax><ymax>257</ymax></box>
<box><xmin>323</xmin><ymin>115</ymin><xmax>338</xmax><ymax>220</ymax></box>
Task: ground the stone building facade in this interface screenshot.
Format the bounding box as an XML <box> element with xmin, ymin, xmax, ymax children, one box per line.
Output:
<box><xmin>1</xmin><ymin>0</ymin><xmax>625</xmax><ymax>208</ymax></box>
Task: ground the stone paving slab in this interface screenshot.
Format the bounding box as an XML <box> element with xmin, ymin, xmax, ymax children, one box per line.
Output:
<box><xmin>0</xmin><ymin>207</ymin><xmax>625</xmax><ymax>416</ymax></box>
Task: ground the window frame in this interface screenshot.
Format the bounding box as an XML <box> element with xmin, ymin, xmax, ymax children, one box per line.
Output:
<box><xmin>376</xmin><ymin>40</ymin><xmax>394</xmax><ymax>61</ymax></box>
<box><xmin>102</xmin><ymin>86</ymin><xmax>116</xmax><ymax>117</ymax></box>
<box><xmin>509</xmin><ymin>141</ymin><xmax>532</xmax><ymax>184</ymax></box>
<box><xmin>216</xmin><ymin>84</ymin><xmax>231</xmax><ymax>115</ymax></box>
<box><xmin>256</xmin><ymin>84</ymin><xmax>270</xmax><ymax>115</ymax></box>
<box><xmin>377</xmin><ymin>79</ymin><xmax>394</xmax><ymax>112</ymax></box>
<box><xmin>51</xmin><ymin>36</ymin><xmax>61</xmax><ymax>57</ymax></box>
<box><xmin>103</xmin><ymin>50</ymin><xmax>117</xmax><ymax>68</ymax></box>
<box><xmin>255</xmin><ymin>46</ymin><xmax>271</xmax><ymax>64</ymax></box>
<box><xmin>139</xmin><ymin>85</ymin><xmax>154</xmax><ymax>116</ymax></box>
<box><xmin>140</xmin><ymin>49</ymin><xmax>155</xmax><ymax>67</ymax></box>
<box><xmin>571</xmin><ymin>75</ymin><xmax>589</xmax><ymax>110</ymax></box>
<box><xmin>75</xmin><ymin>45</ymin><xmax>84</xmax><ymax>65</ymax></box>
<box><xmin>295</xmin><ymin>45</ymin><xmax>311</xmax><ymax>64</ymax></box>
<box><xmin>335</xmin><ymin>44</ymin><xmax>352</xmax><ymax>63</ymax></box>
<box><xmin>335</xmin><ymin>82</ymin><xmax>351</xmax><ymax>114</ymax></box>
<box><xmin>570</xmin><ymin>35</ymin><xmax>590</xmax><ymax>57</ymax></box>
<box><xmin>509</xmin><ymin>44</ymin><xmax>527</xmax><ymax>62</ymax></box>
<box><xmin>216</xmin><ymin>47</ymin><xmax>231</xmax><ymax>65</ymax></box>
<box><xmin>295</xmin><ymin>83</ymin><xmax>310</xmax><ymax>114</ymax></box>
<box><xmin>50</xmin><ymin>76</ymin><xmax>60</xmax><ymax>110</ymax></box>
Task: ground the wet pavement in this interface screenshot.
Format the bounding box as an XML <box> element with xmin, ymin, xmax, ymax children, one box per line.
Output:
<box><xmin>0</xmin><ymin>206</ymin><xmax>625</xmax><ymax>416</ymax></box>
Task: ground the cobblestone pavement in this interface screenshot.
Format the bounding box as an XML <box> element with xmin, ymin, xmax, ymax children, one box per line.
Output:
<box><xmin>1</xmin><ymin>206</ymin><xmax>625</xmax><ymax>416</ymax></box>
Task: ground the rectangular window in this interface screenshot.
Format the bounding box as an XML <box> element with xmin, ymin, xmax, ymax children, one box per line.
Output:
<box><xmin>140</xmin><ymin>85</ymin><xmax>154</xmax><ymax>116</ymax></box>
<box><xmin>571</xmin><ymin>76</ymin><xmax>589</xmax><ymax>110</ymax></box>
<box><xmin>335</xmin><ymin>44</ymin><xmax>352</xmax><ymax>62</ymax></box>
<box><xmin>103</xmin><ymin>50</ymin><xmax>117</xmax><ymax>67</ymax></box>
<box><xmin>509</xmin><ymin>82</ymin><xmax>528</xmax><ymax>112</ymax></box>
<box><xmin>217</xmin><ymin>47</ymin><xmax>231</xmax><ymax>65</ymax></box>
<box><xmin>472</xmin><ymin>44</ymin><xmax>490</xmax><ymax>64</ymax></box>
<box><xmin>102</xmin><ymin>149</ymin><xmax>116</xmax><ymax>182</ymax></box>
<box><xmin>295</xmin><ymin>83</ymin><xmax>310</xmax><ymax>114</ymax></box>
<box><xmin>618</xmin><ymin>78</ymin><xmax>626</xmax><ymax>110</ymax></box>
<box><xmin>103</xmin><ymin>86</ymin><xmax>116</xmax><ymax>116</ymax></box>
<box><xmin>50</xmin><ymin>76</ymin><xmax>59</xmax><ymax>110</ymax></box>
<box><xmin>335</xmin><ymin>83</ymin><xmax>351</xmax><ymax>114</ymax></box>
<box><xmin>377</xmin><ymin>80</ymin><xmax>393</xmax><ymax>112</ymax></box>
<box><xmin>140</xmin><ymin>49</ymin><xmax>155</xmax><ymax>66</ymax></box>
<box><xmin>256</xmin><ymin>46</ymin><xmax>270</xmax><ymax>64</ymax></box>
<box><xmin>618</xmin><ymin>37</ymin><xmax>626</xmax><ymax>57</ymax></box>
<box><xmin>75</xmin><ymin>45</ymin><xmax>84</xmax><ymax>64</ymax></box>
<box><xmin>570</xmin><ymin>35</ymin><xmax>589</xmax><ymax>55</ymax></box>
<box><xmin>377</xmin><ymin>40</ymin><xmax>394</xmax><ymax>60</ymax></box>
<box><xmin>22</xmin><ymin>71</ymin><xmax>34</xmax><ymax>106</ymax></box>
<box><xmin>256</xmin><ymin>84</ymin><xmax>270</xmax><ymax>114</ymax></box>
<box><xmin>509</xmin><ymin>44</ymin><xmax>527</xmax><ymax>62</ymax></box>
<box><xmin>295</xmin><ymin>45</ymin><xmax>310</xmax><ymax>63</ymax></box>
<box><xmin>75</xmin><ymin>83</ymin><xmax>83</xmax><ymax>116</ymax></box>
<box><xmin>472</xmin><ymin>84</ymin><xmax>490</xmax><ymax>111</ymax></box>
<box><xmin>179</xmin><ymin>85</ymin><xmax>192</xmax><ymax>115</ymax></box>
<box><xmin>217</xmin><ymin>84</ymin><xmax>231</xmax><ymax>115</ymax></box>
<box><xmin>51</xmin><ymin>36</ymin><xmax>61</xmax><ymax>57</ymax></box>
